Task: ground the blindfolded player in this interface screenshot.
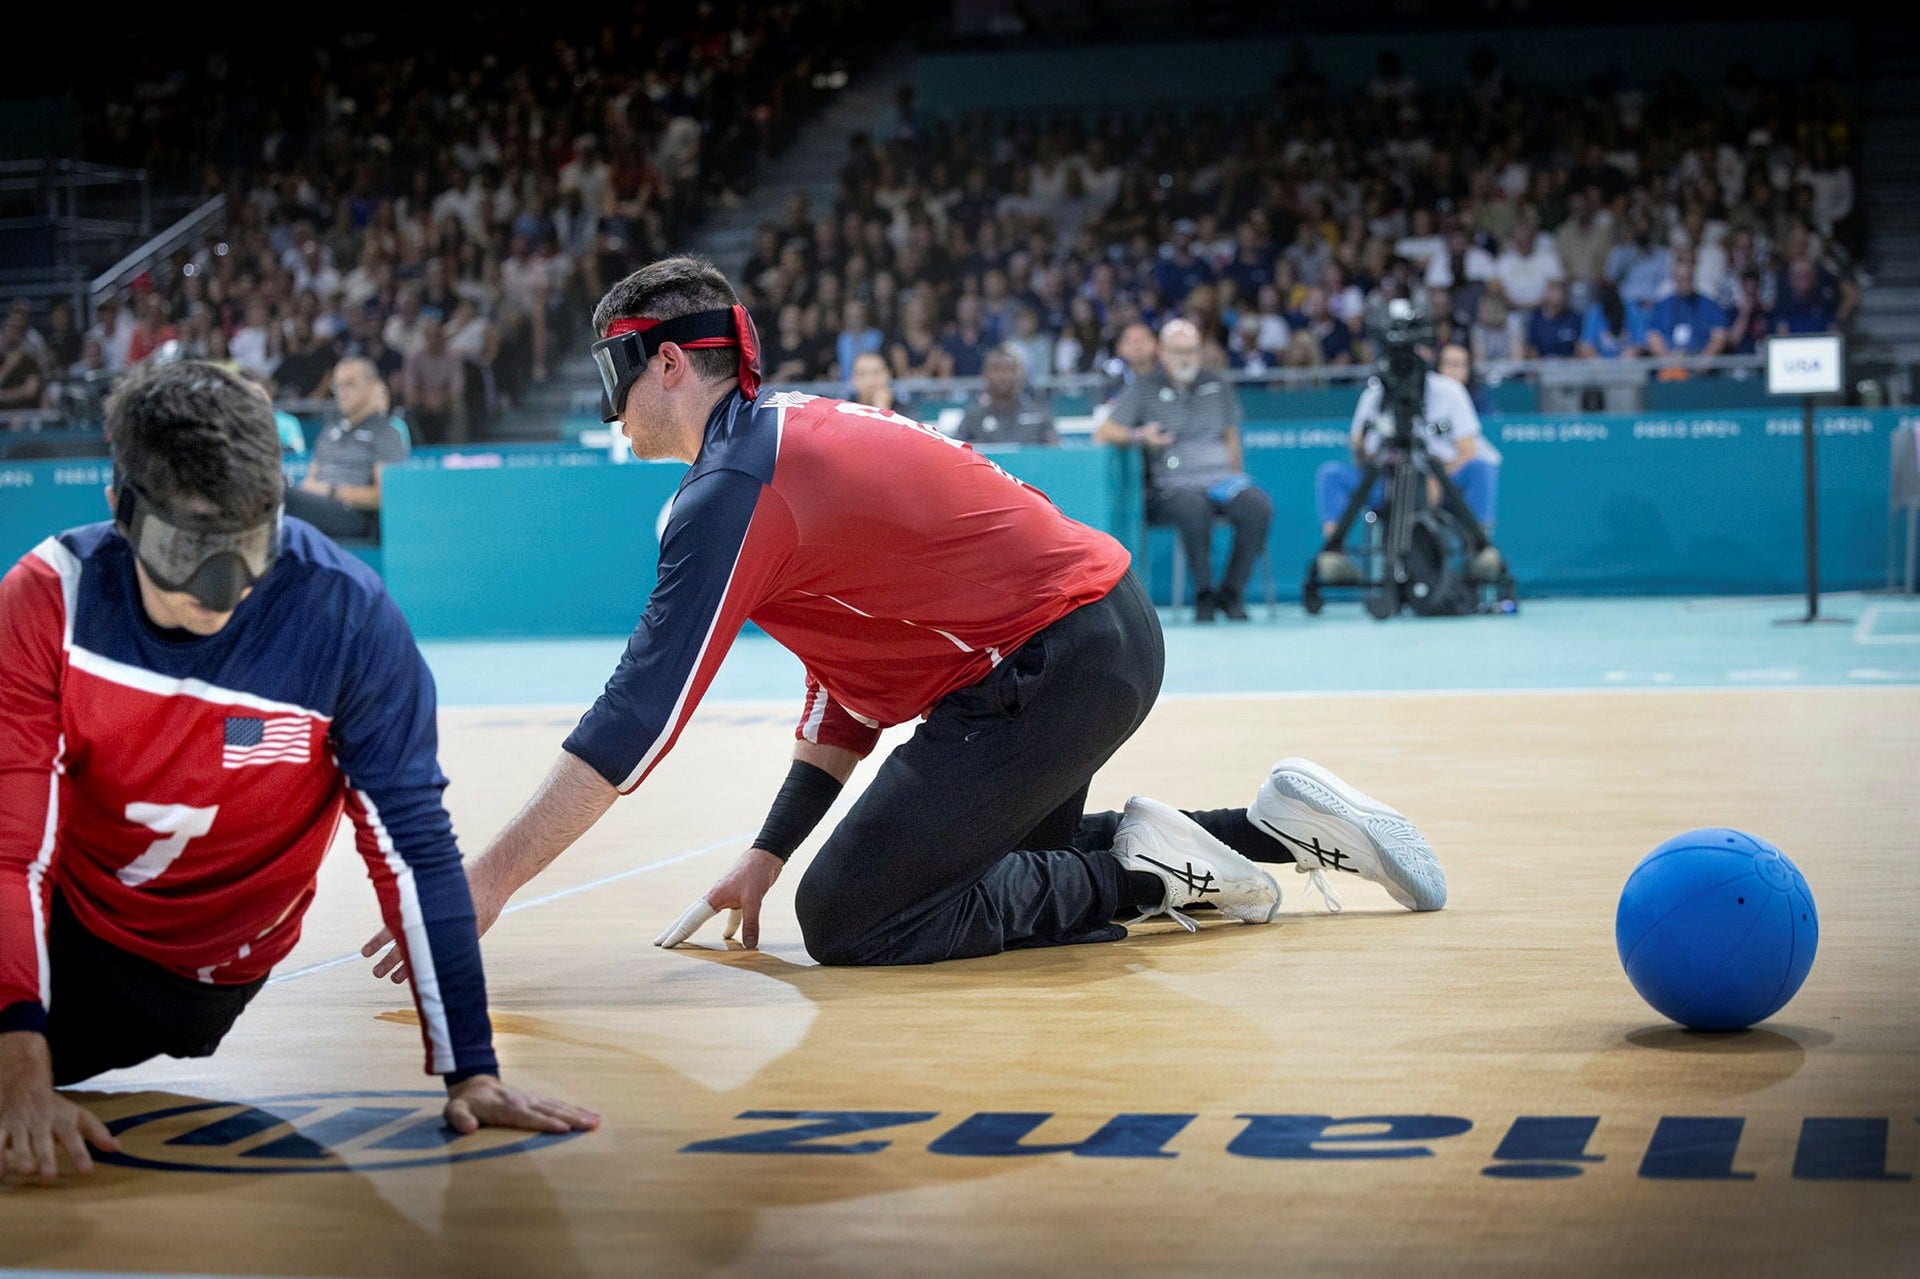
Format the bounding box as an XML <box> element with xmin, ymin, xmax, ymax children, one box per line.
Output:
<box><xmin>0</xmin><ymin>361</ymin><xmax>597</xmax><ymax>1181</ymax></box>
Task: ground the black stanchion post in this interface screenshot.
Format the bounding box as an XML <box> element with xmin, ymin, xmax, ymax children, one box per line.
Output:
<box><xmin>1800</xmin><ymin>394</ymin><xmax>1819</xmax><ymax>622</ymax></box>
<box><xmin>1768</xmin><ymin>334</ymin><xmax>1849</xmax><ymax>626</ymax></box>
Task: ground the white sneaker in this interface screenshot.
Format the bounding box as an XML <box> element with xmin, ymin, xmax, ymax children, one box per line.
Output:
<box><xmin>1249</xmin><ymin>758</ymin><xmax>1447</xmax><ymax>912</ymax></box>
<box><xmin>1111</xmin><ymin>796</ymin><xmax>1281</xmax><ymax>933</ymax></box>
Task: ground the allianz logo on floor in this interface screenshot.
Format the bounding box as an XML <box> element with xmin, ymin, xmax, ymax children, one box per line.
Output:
<box><xmin>681</xmin><ymin>1111</ymin><xmax>1916</xmax><ymax>1182</ymax></box>
<box><xmin>100</xmin><ymin>1091</ymin><xmax>581</xmax><ymax>1174</ymax></box>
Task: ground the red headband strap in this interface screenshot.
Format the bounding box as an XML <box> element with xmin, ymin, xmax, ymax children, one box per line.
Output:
<box><xmin>603</xmin><ymin>308</ymin><xmax>761</xmax><ymax>398</ymax></box>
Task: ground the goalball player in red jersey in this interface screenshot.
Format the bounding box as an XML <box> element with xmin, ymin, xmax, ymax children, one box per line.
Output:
<box><xmin>0</xmin><ymin>362</ymin><xmax>596</xmax><ymax>1181</ymax></box>
<box><xmin>364</xmin><ymin>257</ymin><xmax>1446</xmax><ymax>985</ymax></box>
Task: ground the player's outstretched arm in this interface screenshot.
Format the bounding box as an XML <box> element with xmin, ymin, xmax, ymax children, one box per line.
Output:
<box><xmin>364</xmin><ymin>749</ymin><xmax>617</xmax><ymax>983</ymax></box>
<box><xmin>0</xmin><ymin>1032</ymin><xmax>119</xmax><ymax>1180</ymax></box>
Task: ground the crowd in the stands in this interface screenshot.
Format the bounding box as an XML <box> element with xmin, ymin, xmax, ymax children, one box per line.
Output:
<box><xmin>733</xmin><ymin>51</ymin><xmax>1860</xmax><ymax>388</ymax></box>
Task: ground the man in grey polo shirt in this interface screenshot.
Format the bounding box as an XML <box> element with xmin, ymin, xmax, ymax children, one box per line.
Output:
<box><xmin>1096</xmin><ymin>319</ymin><xmax>1272</xmax><ymax>621</ymax></box>
<box><xmin>282</xmin><ymin>357</ymin><xmax>409</xmax><ymax>542</ymax></box>
<box><xmin>954</xmin><ymin>347</ymin><xmax>1057</xmax><ymax>446</ymax></box>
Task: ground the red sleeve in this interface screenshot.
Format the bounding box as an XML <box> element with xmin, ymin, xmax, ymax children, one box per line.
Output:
<box><xmin>0</xmin><ymin>554</ymin><xmax>67</xmax><ymax>1032</ymax></box>
<box><xmin>794</xmin><ymin>672</ymin><xmax>884</xmax><ymax>758</ymax></box>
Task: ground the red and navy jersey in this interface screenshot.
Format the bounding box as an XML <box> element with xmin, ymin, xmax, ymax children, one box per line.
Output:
<box><xmin>0</xmin><ymin>520</ymin><xmax>495</xmax><ymax>1079</ymax></box>
<box><xmin>564</xmin><ymin>391</ymin><xmax>1132</xmax><ymax>790</ymax></box>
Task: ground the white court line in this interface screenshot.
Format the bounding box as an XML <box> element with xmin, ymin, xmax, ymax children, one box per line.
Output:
<box><xmin>266</xmin><ymin>831</ymin><xmax>752</xmax><ymax>986</ymax></box>
<box><xmin>1854</xmin><ymin>603</ymin><xmax>1920</xmax><ymax>645</ymax></box>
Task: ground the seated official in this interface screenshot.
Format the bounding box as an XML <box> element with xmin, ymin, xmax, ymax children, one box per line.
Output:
<box><xmin>1315</xmin><ymin>341</ymin><xmax>1500</xmax><ymax>579</ymax></box>
<box><xmin>282</xmin><ymin>357</ymin><xmax>408</xmax><ymax>543</ymax></box>
<box><xmin>1096</xmin><ymin>319</ymin><xmax>1272</xmax><ymax>622</ymax></box>
<box><xmin>954</xmin><ymin>347</ymin><xmax>1057</xmax><ymax>446</ymax></box>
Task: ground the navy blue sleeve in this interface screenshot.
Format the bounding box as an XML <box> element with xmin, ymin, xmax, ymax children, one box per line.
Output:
<box><xmin>564</xmin><ymin>468</ymin><xmax>790</xmax><ymax>792</ymax></box>
<box><xmin>332</xmin><ymin>587</ymin><xmax>498</xmax><ymax>1081</ymax></box>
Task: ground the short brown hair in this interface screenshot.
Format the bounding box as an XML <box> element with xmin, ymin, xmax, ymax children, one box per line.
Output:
<box><xmin>106</xmin><ymin>360</ymin><xmax>282</xmax><ymax>523</ymax></box>
<box><xmin>592</xmin><ymin>255</ymin><xmax>741</xmax><ymax>384</ymax></box>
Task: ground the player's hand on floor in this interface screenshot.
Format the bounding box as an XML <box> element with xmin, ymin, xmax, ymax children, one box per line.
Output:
<box><xmin>443</xmin><ymin>1074</ymin><xmax>600</xmax><ymax>1136</ymax></box>
<box><xmin>0</xmin><ymin>1038</ymin><xmax>120</xmax><ymax>1180</ymax></box>
<box><xmin>655</xmin><ymin>847</ymin><xmax>784</xmax><ymax>949</ymax></box>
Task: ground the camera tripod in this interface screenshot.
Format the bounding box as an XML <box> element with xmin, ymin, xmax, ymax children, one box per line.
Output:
<box><xmin>1302</xmin><ymin>427</ymin><xmax>1517</xmax><ymax>619</ymax></box>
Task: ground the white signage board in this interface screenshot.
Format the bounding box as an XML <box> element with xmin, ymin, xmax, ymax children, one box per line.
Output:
<box><xmin>1766</xmin><ymin>334</ymin><xmax>1844</xmax><ymax>396</ymax></box>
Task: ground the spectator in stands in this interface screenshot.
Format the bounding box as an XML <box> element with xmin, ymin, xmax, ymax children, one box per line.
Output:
<box><xmin>1525</xmin><ymin>280</ymin><xmax>1582</xmax><ymax>359</ymax></box>
<box><xmin>1424</xmin><ymin>227</ymin><xmax>1495</xmax><ymax>296</ymax></box>
<box><xmin>1605</xmin><ymin>214</ymin><xmax>1672</xmax><ymax>310</ymax></box>
<box><xmin>275</xmin><ymin>317</ymin><xmax>339</xmax><ymax>400</ymax></box>
<box><xmin>445</xmin><ymin>298</ymin><xmax>499</xmax><ymax>430</ymax></box>
<box><xmin>1644</xmin><ymin>258</ymin><xmax>1729</xmax><ymax>359</ymax></box>
<box><xmin>1494</xmin><ymin>219</ymin><xmax>1564</xmax><ymax>311</ymax></box>
<box><xmin>342</xmin><ymin>304</ymin><xmax>406</xmax><ymax>385</ymax></box>
<box><xmin>942</xmin><ymin>295</ymin><xmax>993</xmax><ymax>378</ymax></box>
<box><xmin>768</xmin><ymin>303</ymin><xmax>825</xmax><ymax>382</ymax></box>
<box><xmin>1097</xmin><ymin>319</ymin><xmax>1271</xmax><ymax>623</ymax></box>
<box><xmin>500</xmin><ymin>236</ymin><xmax>550</xmax><ymax>382</ymax></box>
<box><xmin>1726</xmin><ymin>270</ymin><xmax>1773</xmax><ymax>354</ymax></box>
<box><xmin>400</xmin><ymin>313</ymin><xmax>467</xmax><ymax>445</ymax></box>
<box><xmin>230</xmin><ymin>299</ymin><xmax>278</xmax><ymax>380</ymax></box>
<box><xmin>848</xmin><ymin>350</ymin><xmax>912</xmax><ymax>419</ymax></box>
<box><xmin>0</xmin><ymin>311</ymin><xmax>46</xmax><ymax>410</ymax></box>
<box><xmin>955</xmin><ymin>347</ymin><xmax>1056</xmax><ymax>447</ymax></box>
<box><xmin>282</xmin><ymin>357</ymin><xmax>408</xmax><ymax>542</ymax></box>
<box><xmin>1006</xmin><ymin>305</ymin><xmax>1053</xmax><ymax>380</ymax></box>
<box><xmin>43</xmin><ymin>301</ymin><xmax>82</xmax><ymax>374</ymax></box>
<box><xmin>87</xmin><ymin>295</ymin><xmax>135</xmax><ymax>373</ymax></box>
<box><xmin>833</xmin><ymin>300</ymin><xmax>884</xmax><ymax>381</ymax></box>
<box><xmin>1300</xmin><ymin>288</ymin><xmax>1353</xmax><ymax>365</ymax></box>
<box><xmin>1098</xmin><ymin>321</ymin><xmax>1159</xmax><ymax>403</ymax></box>
<box><xmin>126</xmin><ymin>293</ymin><xmax>178</xmax><ymax>366</ymax></box>
<box><xmin>1048</xmin><ymin>297</ymin><xmax>1099</xmax><ymax>376</ymax></box>
<box><xmin>889</xmin><ymin>292</ymin><xmax>950</xmax><ymax>380</ymax></box>
<box><xmin>1469</xmin><ymin>292</ymin><xmax>1522</xmax><ymax>367</ymax></box>
<box><xmin>1554</xmin><ymin>191</ymin><xmax>1613</xmax><ymax>302</ymax></box>
<box><xmin>1774</xmin><ymin>258</ymin><xmax>1838</xmax><ymax>334</ymax></box>
<box><xmin>1577</xmin><ymin>283</ymin><xmax>1648</xmax><ymax>360</ymax></box>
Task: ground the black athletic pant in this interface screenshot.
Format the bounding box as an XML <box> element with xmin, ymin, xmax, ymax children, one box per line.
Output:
<box><xmin>1147</xmin><ymin>483</ymin><xmax>1273</xmax><ymax>601</ymax></box>
<box><xmin>794</xmin><ymin>570</ymin><xmax>1164</xmax><ymax>965</ymax></box>
<box><xmin>44</xmin><ymin>893</ymin><xmax>264</xmax><ymax>1086</ymax></box>
<box><xmin>283</xmin><ymin>487</ymin><xmax>379</xmax><ymax>542</ymax></box>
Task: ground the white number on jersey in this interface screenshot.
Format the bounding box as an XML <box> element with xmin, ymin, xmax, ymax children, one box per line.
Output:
<box><xmin>119</xmin><ymin>803</ymin><xmax>220</xmax><ymax>888</ymax></box>
<box><xmin>833</xmin><ymin>401</ymin><xmax>1023</xmax><ymax>485</ymax></box>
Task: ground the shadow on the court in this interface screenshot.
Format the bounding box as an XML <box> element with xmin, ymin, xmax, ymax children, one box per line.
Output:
<box><xmin>1578</xmin><ymin>1023</ymin><xmax>1835</xmax><ymax>1099</ymax></box>
<box><xmin>1623</xmin><ymin>1024</ymin><xmax>1835</xmax><ymax>1054</ymax></box>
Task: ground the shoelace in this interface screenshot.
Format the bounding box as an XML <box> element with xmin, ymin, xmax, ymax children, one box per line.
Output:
<box><xmin>1297</xmin><ymin>865</ymin><xmax>1345</xmax><ymax>913</ymax></box>
<box><xmin>1124</xmin><ymin>903</ymin><xmax>1199</xmax><ymax>934</ymax></box>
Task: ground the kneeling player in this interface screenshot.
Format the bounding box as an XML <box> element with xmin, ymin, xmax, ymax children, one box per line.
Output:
<box><xmin>0</xmin><ymin>362</ymin><xmax>597</xmax><ymax>1181</ymax></box>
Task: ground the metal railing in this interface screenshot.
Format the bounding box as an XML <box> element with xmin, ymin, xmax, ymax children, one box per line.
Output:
<box><xmin>89</xmin><ymin>195</ymin><xmax>228</xmax><ymax>316</ymax></box>
<box><xmin>768</xmin><ymin>352</ymin><xmax>1771</xmax><ymax>403</ymax></box>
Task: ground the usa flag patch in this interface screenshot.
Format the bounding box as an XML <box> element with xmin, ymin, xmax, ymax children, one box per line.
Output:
<box><xmin>222</xmin><ymin>715</ymin><xmax>310</xmax><ymax>769</ymax></box>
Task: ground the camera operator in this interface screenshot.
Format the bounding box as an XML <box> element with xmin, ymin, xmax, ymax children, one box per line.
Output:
<box><xmin>1313</xmin><ymin>322</ymin><xmax>1498</xmax><ymax>584</ymax></box>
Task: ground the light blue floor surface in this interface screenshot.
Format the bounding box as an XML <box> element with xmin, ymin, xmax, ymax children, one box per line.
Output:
<box><xmin>421</xmin><ymin>594</ymin><xmax>1920</xmax><ymax>708</ymax></box>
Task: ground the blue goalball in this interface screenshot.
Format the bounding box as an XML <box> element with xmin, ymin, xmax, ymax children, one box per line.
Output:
<box><xmin>1615</xmin><ymin>828</ymin><xmax>1819</xmax><ymax>1031</ymax></box>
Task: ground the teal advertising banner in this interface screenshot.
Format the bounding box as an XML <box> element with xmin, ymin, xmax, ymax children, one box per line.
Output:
<box><xmin>2</xmin><ymin>410</ymin><xmax>1906</xmax><ymax>637</ymax></box>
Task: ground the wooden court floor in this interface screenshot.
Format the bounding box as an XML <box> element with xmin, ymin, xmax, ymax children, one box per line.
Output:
<box><xmin>2</xmin><ymin>688</ymin><xmax>1915</xmax><ymax>1278</ymax></box>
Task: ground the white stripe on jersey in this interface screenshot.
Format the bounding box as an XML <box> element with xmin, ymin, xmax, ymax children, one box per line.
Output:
<box><xmin>26</xmin><ymin>735</ymin><xmax>64</xmax><ymax>1007</ymax></box>
<box><xmin>800</xmin><ymin>684</ymin><xmax>828</xmax><ymax>742</ymax></box>
<box><xmin>355</xmin><ymin>788</ymin><xmax>455</xmax><ymax>1074</ymax></box>
<box><xmin>67</xmin><ymin>646</ymin><xmax>331</xmax><ymax>721</ymax></box>
<box><xmin>614</xmin><ymin>399</ymin><xmax>792</xmax><ymax>792</ymax></box>
<box><xmin>29</xmin><ymin>537</ymin><xmax>80</xmax><ymax>650</ymax></box>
